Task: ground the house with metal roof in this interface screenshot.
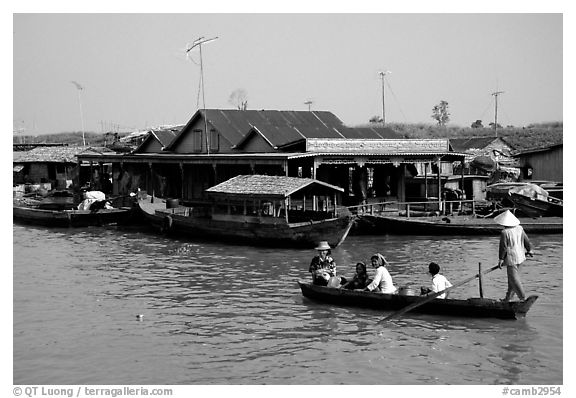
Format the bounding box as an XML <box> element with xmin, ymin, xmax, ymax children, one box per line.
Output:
<box><xmin>77</xmin><ymin>109</ymin><xmax>466</xmax><ymax>206</ymax></box>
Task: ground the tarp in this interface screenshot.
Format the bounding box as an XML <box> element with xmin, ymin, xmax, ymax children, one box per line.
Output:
<box><xmin>470</xmin><ymin>155</ymin><xmax>495</xmax><ymax>171</ymax></box>
<box><xmin>510</xmin><ymin>183</ymin><xmax>549</xmax><ymax>200</ymax></box>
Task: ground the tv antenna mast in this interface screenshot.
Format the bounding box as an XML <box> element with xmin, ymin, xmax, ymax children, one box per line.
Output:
<box><xmin>186</xmin><ymin>36</ymin><xmax>218</xmax><ymax>154</ymax></box>
<box><xmin>71</xmin><ymin>81</ymin><xmax>86</xmax><ymax>146</ymax></box>
<box><xmin>378</xmin><ymin>71</ymin><xmax>392</xmax><ymax>126</ymax></box>
<box><xmin>304</xmin><ymin>100</ymin><xmax>313</xmax><ymax>112</ymax></box>
<box><xmin>492</xmin><ymin>90</ymin><xmax>504</xmax><ymax>137</ymax></box>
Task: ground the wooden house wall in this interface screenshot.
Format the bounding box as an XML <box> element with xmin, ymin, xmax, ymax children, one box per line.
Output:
<box><xmin>174</xmin><ymin>117</ymin><xmax>235</xmax><ymax>154</ymax></box>
<box><xmin>140</xmin><ymin>139</ymin><xmax>163</xmax><ymax>153</ymax></box>
<box><xmin>28</xmin><ymin>163</ymin><xmax>49</xmax><ymax>182</ymax></box>
<box><xmin>518</xmin><ymin>146</ymin><xmax>563</xmax><ymax>182</ymax></box>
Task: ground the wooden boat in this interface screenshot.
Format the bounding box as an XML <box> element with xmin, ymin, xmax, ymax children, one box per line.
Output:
<box><xmin>355</xmin><ymin>213</ymin><xmax>562</xmax><ymax>235</ymax></box>
<box><xmin>13</xmin><ymin>205</ymin><xmax>137</xmax><ymax>228</ymax></box>
<box><xmin>298</xmin><ymin>282</ymin><xmax>539</xmax><ymax>320</ymax></box>
<box><xmin>508</xmin><ymin>192</ymin><xmax>563</xmax><ymax>217</ymax></box>
<box><xmin>13</xmin><ymin>195</ymin><xmax>138</xmax><ymax>228</ymax></box>
<box><xmin>138</xmin><ymin>175</ymin><xmax>354</xmax><ymax>248</ymax></box>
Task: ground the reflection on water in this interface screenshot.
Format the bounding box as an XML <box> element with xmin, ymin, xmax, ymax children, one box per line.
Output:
<box><xmin>13</xmin><ymin>225</ymin><xmax>562</xmax><ymax>385</ymax></box>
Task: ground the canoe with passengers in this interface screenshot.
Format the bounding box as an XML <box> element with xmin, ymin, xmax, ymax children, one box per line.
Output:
<box><xmin>298</xmin><ymin>281</ymin><xmax>538</xmax><ymax>320</ymax></box>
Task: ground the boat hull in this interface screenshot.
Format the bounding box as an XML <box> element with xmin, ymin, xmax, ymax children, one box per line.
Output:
<box><xmin>13</xmin><ymin>205</ymin><xmax>137</xmax><ymax>228</ymax></box>
<box><xmin>355</xmin><ymin>214</ymin><xmax>562</xmax><ymax>235</ymax></box>
<box><xmin>139</xmin><ymin>200</ymin><xmax>353</xmax><ymax>248</ymax></box>
<box><xmin>509</xmin><ymin>193</ymin><xmax>563</xmax><ymax>217</ymax></box>
<box><xmin>298</xmin><ymin>282</ymin><xmax>538</xmax><ymax>320</ymax></box>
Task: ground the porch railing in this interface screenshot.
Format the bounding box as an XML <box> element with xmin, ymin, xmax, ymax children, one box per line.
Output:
<box><xmin>347</xmin><ymin>199</ymin><xmax>480</xmax><ymax>218</ymax></box>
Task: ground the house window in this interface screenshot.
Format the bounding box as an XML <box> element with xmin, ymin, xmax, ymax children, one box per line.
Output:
<box><xmin>192</xmin><ymin>129</ymin><xmax>203</xmax><ymax>152</ymax></box>
<box><xmin>210</xmin><ymin>129</ymin><xmax>219</xmax><ymax>152</ymax></box>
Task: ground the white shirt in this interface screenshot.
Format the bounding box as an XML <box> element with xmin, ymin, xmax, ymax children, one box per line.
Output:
<box><xmin>431</xmin><ymin>274</ymin><xmax>452</xmax><ymax>299</ymax></box>
<box><xmin>367</xmin><ymin>266</ymin><xmax>396</xmax><ymax>294</ymax></box>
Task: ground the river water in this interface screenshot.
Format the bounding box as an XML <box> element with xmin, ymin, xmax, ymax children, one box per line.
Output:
<box><xmin>13</xmin><ymin>224</ymin><xmax>563</xmax><ymax>385</ymax></box>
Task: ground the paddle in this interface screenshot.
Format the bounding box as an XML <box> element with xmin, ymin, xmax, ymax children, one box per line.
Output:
<box><xmin>379</xmin><ymin>263</ymin><xmax>501</xmax><ymax>323</ymax></box>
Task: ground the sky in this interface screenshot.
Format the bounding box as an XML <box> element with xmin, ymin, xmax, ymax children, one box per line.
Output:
<box><xmin>11</xmin><ymin>10</ymin><xmax>564</xmax><ymax>136</ymax></box>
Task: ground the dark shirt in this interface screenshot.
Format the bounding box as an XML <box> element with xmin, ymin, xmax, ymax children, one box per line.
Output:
<box><xmin>309</xmin><ymin>255</ymin><xmax>336</xmax><ymax>285</ymax></box>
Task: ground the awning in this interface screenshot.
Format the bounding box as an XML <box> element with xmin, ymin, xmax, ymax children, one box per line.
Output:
<box><xmin>13</xmin><ymin>164</ymin><xmax>24</xmax><ymax>172</ymax></box>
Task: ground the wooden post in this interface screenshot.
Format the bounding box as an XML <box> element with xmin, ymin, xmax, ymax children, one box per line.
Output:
<box><xmin>180</xmin><ymin>163</ymin><xmax>185</xmax><ymax>200</ymax></box>
<box><xmin>284</xmin><ymin>198</ymin><xmax>289</xmax><ymax>223</ymax></box>
<box><xmin>333</xmin><ymin>193</ymin><xmax>337</xmax><ymax>217</ymax></box>
<box><xmin>478</xmin><ymin>262</ymin><xmax>484</xmax><ymax>298</ymax></box>
<box><xmin>437</xmin><ymin>157</ymin><xmax>442</xmax><ymax>213</ymax></box>
<box><xmin>424</xmin><ymin>162</ymin><xmax>428</xmax><ymax>199</ymax></box>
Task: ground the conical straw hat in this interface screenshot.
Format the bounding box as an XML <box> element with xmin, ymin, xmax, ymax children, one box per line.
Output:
<box><xmin>494</xmin><ymin>210</ymin><xmax>520</xmax><ymax>227</ymax></box>
<box><xmin>315</xmin><ymin>241</ymin><xmax>331</xmax><ymax>251</ymax></box>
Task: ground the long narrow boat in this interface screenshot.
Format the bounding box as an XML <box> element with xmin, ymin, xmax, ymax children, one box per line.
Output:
<box><xmin>138</xmin><ymin>175</ymin><xmax>354</xmax><ymax>248</ymax></box>
<box><xmin>355</xmin><ymin>214</ymin><xmax>562</xmax><ymax>235</ymax></box>
<box><xmin>13</xmin><ymin>195</ymin><xmax>138</xmax><ymax>228</ymax></box>
<box><xmin>298</xmin><ymin>282</ymin><xmax>538</xmax><ymax>320</ymax></box>
<box><xmin>13</xmin><ymin>205</ymin><xmax>136</xmax><ymax>228</ymax></box>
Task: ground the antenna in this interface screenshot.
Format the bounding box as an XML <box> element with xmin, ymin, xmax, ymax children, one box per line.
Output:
<box><xmin>378</xmin><ymin>71</ymin><xmax>392</xmax><ymax>126</ymax></box>
<box><xmin>185</xmin><ymin>36</ymin><xmax>218</xmax><ymax>154</ymax></box>
<box><xmin>491</xmin><ymin>90</ymin><xmax>504</xmax><ymax>137</ymax></box>
<box><xmin>71</xmin><ymin>81</ymin><xmax>86</xmax><ymax>146</ymax></box>
<box><xmin>304</xmin><ymin>100</ymin><xmax>313</xmax><ymax>112</ymax></box>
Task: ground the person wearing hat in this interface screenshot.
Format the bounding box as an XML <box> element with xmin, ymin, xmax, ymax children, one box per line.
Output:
<box><xmin>365</xmin><ymin>253</ymin><xmax>397</xmax><ymax>294</ymax></box>
<box><xmin>309</xmin><ymin>241</ymin><xmax>337</xmax><ymax>286</ymax></box>
<box><xmin>495</xmin><ymin>210</ymin><xmax>534</xmax><ymax>301</ymax></box>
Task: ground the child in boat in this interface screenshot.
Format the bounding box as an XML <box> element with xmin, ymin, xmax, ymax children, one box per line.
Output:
<box><xmin>341</xmin><ymin>262</ymin><xmax>369</xmax><ymax>290</ymax></box>
<box><xmin>423</xmin><ymin>262</ymin><xmax>453</xmax><ymax>299</ymax></box>
<box><xmin>365</xmin><ymin>253</ymin><xmax>397</xmax><ymax>294</ymax></box>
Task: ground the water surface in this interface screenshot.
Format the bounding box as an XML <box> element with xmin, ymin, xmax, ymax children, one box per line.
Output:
<box><xmin>13</xmin><ymin>225</ymin><xmax>562</xmax><ymax>384</ymax></box>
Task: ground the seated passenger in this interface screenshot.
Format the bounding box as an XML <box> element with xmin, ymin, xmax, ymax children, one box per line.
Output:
<box><xmin>309</xmin><ymin>241</ymin><xmax>337</xmax><ymax>286</ymax></box>
<box><xmin>365</xmin><ymin>253</ymin><xmax>397</xmax><ymax>294</ymax></box>
<box><xmin>422</xmin><ymin>262</ymin><xmax>453</xmax><ymax>299</ymax></box>
<box><xmin>341</xmin><ymin>262</ymin><xmax>369</xmax><ymax>290</ymax></box>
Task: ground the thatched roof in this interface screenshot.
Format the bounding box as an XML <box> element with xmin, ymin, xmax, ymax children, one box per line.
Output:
<box><xmin>13</xmin><ymin>146</ymin><xmax>85</xmax><ymax>163</ymax></box>
<box><xmin>205</xmin><ymin>175</ymin><xmax>344</xmax><ymax>199</ymax></box>
<box><xmin>12</xmin><ymin>146</ymin><xmax>113</xmax><ymax>163</ymax></box>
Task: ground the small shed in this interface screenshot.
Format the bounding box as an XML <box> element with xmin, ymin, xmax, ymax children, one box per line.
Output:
<box><xmin>13</xmin><ymin>146</ymin><xmax>86</xmax><ymax>189</ymax></box>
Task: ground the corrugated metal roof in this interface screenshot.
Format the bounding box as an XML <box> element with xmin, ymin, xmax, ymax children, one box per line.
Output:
<box><xmin>205</xmin><ymin>175</ymin><xmax>344</xmax><ymax>198</ymax></box>
<box><xmin>449</xmin><ymin>137</ymin><xmax>506</xmax><ymax>152</ymax></box>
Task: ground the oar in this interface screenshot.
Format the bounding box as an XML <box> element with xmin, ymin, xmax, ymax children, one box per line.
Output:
<box><xmin>379</xmin><ymin>263</ymin><xmax>501</xmax><ymax>323</ymax></box>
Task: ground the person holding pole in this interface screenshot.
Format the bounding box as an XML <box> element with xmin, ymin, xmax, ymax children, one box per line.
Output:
<box><xmin>494</xmin><ymin>210</ymin><xmax>534</xmax><ymax>302</ymax></box>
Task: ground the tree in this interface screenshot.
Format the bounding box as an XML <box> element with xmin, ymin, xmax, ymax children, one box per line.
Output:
<box><xmin>228</xmin><ymin>89</ymin><xmax>248</xmax><ymax>110</ymax></box>
<box><xmin>431</xmin><ymin>100</ymin><xmax>450</xmax><ymax>126</ymax></box>
<box><xmin>471</xmin><ymin>119</ymin><xmax>483</xmax><ymax>128</ymax></box>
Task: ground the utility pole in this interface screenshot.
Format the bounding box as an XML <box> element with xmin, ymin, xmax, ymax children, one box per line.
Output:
<box><xmin>71</xmin><ymin>81</ymin><xmax>86</xmax><ymax>146</ymax></box>
<box><xmin>186</xmin><ymin>36</ymin><xmax>218</xmax><ymax>155</ymax></box>
<box><xmin>492</xmin><ymin>90</ymin><xmax>504</xmax><ymax>137</ymax></box>
<box><xmin>378</xmin><ymin>71</ymin><xmax>391</xmax><ymax>126</ymax></box>
<box><xmin>304</xmin><ymin>100</ymin><xmax>313</xmax><ymax>111</ymax></box>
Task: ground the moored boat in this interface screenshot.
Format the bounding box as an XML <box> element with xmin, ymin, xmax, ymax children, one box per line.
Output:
<box><xmin>356</xmin><ymin>213</ymin><xmax>562</xmax><ymax>235</ymax></box>
<box><xmin>138</xmin><ymin>175</ymin><xmax>354</xmax><ymax>248</ymax></box>
<box><xmin>508</xmin><ymin>189</ymin><xmax>563</xmax><ymax>218</ymax></box>
<box><xmin>13</xmin><ymin>204</ymin><xmax>136</xmax><ymax>227</ymax></box>
<box><xmin>298</xmin><ymin>282</ymin><xmax>538</xmax><ymax>320</ymax></box>
<box><xmin>13</xmin><ymin>193</ymin><xmax>138</xmax><ymax>228</ymax></box>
